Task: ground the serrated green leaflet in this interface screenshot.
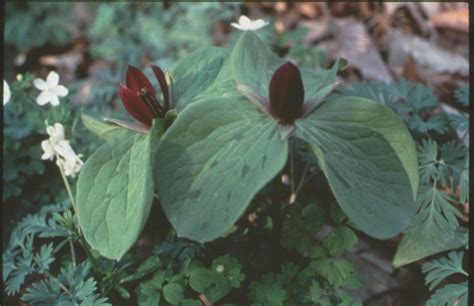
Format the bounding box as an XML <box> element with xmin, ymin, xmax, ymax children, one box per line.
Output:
<box><xmin>295</xmin><ymin>96</ymin><xmax>418</xmax><ymax>239</ymax></box>
<box><xmin>155</xmin><ymin>96</ymin><xmax>288</xmax><ymax>242</ymax></box>
<box><xmin>170</xmin><ymin>47</ymin><xmax>227</xmax><ymax>111</ymax></box>
<box><xmin>81</xmin><ymin>113</ymin><xmax>122</xmax><ymax>140</ymax></box>
<box><xmin>76</xmin><ymin>122</ymin><xmax>163</xmax><ymax>260</ymax></box>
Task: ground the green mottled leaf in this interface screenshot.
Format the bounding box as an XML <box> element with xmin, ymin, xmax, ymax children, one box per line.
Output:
<box><xmin>81</xmin><ymin>113</ymin><xmax>122</xmax><ymax>140</ymax></box>
<box><xmin>232</xmin><ymin>31</ymin><xmax>284</xmax><ymax>100</ymax></box>
<box><xmin>296</xmin><ymin>96</ymin><xmax>418</xmax><ymax>239</ymax></box>
<box><xmin>77</xmin><ymin>122</ymin><xmax>163</xmax><ymax>260</ymax></box>
<box><xmin>170</xmin><ymin>47</ymin><xmax>228</xmax><ymax>110</ymax></box>
<box><xmin>232</xmin><ymin>31</ymin><xmax>339</xmax><ymax>110</ymax></box>
<box><xmin>188</xmin><ymin>267</ymin><xmax>214</xmax><ymax>293</ymax></box>
<box><xmin>155</xmin><ymin>97</ymin><xmax>287</xmax><ymax>242</ymax></box>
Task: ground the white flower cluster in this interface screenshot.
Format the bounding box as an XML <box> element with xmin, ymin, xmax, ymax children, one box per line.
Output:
<box><xmin>41</xmin><ymin>122</ymin><xmax>83</xmax><ymax>177</ymax></box>
<box><xmin>231</xmin><ymin>15</ymin><xmax>268</xmax><ymax>31</ymax></box>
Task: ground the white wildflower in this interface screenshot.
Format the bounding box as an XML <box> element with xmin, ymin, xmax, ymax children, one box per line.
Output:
<box><xmin>4</xmin><ymin>80</ymin><xmax>11</xmax><ymax>105</ymax></box>
<box><xmin>33</xmin><ymin>71</ymin><xmax>68</xmax><ymax>106</ymax></box>
<box><xmin>41</xmin><ymin>122</ymin><xmax>83</xmax><ymax>177</ymax></box>
<box><xmin>231</xmin><ymin>15</ymin><xmax>268</xmax><ymax>31</ymax></box>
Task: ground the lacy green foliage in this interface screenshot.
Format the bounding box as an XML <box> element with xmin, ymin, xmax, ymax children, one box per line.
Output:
<box><xmin>248</xmin><ymin>261</ymin><xmax>362</xmax><ymax>306</ymax></box>
<box><xmin>337</xmin><ymin>79</ymin><xmax>451</xmax><ymax>134</ymax></box>
<box><xmin>3</xmin><ymin>203</ymin><xmax>70</xmax><ymax>296</ymax></box>
<box><xmin>136</xmin><ymin>254</ymin><xmax>245</xmax><ymax>305</ymax></box>
<box><xmin>422</xmin><ymin>252</ymin><xmax>468</xmax><ymax>306</ymax></box>
<box><xmin>422</xmin><ymin>251</ymin><xmax>467</xmax><ymax>290</ymax></box>
<box><xmin>426</xmin><ymin>283</ymin><xmax>468</xmax><ymax>306</ymax></box>
<box><xmin>418</xmin><ymin>139</ymin><xmax>467</xmax><ymax>189</ymax></box>
<box><xmin>153</xmin><ymin>234</ymin><xmax>203</xmax><ymax>265</ymax></box>
<box><xmin>5</xmin><ymin>2</ymin><xmax>76</xmax><ymax>50</ymax></box>
<box><xmin>22</xmin><ymin>262</ymin><xmax>111</xmax><ymax>306</ymax></box>
<box><xmin>281</xmin><ymin>202</ymin><xmax>324</xmax><ymax>254</ymax></box>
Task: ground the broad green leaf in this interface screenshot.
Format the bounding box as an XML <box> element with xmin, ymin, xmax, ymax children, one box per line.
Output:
<box><xmin>296</xmin><ymin>96</ymin><xmax>418</xmax><ymax>239</ymax></box>
<box><xmin>232</xmin><ymin>31</ymin><xmax>284</xmax><ymax>100</ymax></box>
<box><xmin>77</xmin><ymin>122</ymin><xmax>163</xmax><ymax>260</ymax></box>
<box><xmin>188</xmin><ymin>267</ymin><xmax>214</xmax><ymax>293</ymax></box>
<box><xmin>81</xmin><ymin>113</ymin><xmax>122</xmax><ymax>140</ymax></box>
<box><xmin>170</xmin><ymin>47</ymin><xmax>228</xmax><ymax>111</ymax></box>
<box><xmin>155</xmin><ymin>96</ymin><xmax>288</xmax><ymax>242</ymax></box>
<box><xmin>232</xmin><ymin>31</ymin><xmax>339</xmax><ymax>110</ymax></box>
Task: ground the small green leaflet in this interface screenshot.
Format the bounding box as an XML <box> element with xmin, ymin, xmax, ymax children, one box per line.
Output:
<box><xmin>296</xmin><ymin>96</ymin><xmax>418</xmax><ymax>239</ymax></box>
<box><xmin>155</xmin><ymin>96</ymin><xmax>287</xmax><ymax>242</ymax></box>
<box><xmin>76</xmin><ymin>121</ymin><xmax>163</xmax><ymax>260</ymax></box>
<box><xmin>170</xmin><ymin>47</ymin><xmax>228</xmax><ymax>111</ymax></box>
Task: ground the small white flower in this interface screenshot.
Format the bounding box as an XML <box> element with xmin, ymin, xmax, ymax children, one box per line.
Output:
<box><xmin>41</xmin><ymin>122</ymin><xmax>84</xmax><ymax>177</ymax></box>
<box><xmin>231</xmin><ymin>15</ymin><xmax>269</xmax><ymax>31</ymax></box>
<box><xmin>33</xmin><ymin>71</ymin><xmax>68</xmax><ymax>106</ymax></box>
<box><xmin>46</xmin><ymin>122</ymin><xmax>66</xmax><ymax>143</ymax></box>
<box><xmin>4</xmin><ymin>80</ymin><xmax>11</xmax><ymax>105</ymax></box>
<box><xmin>215</xmin><ymin>265</ymin><xmax>225</xmax><ymax>273</ymax></box>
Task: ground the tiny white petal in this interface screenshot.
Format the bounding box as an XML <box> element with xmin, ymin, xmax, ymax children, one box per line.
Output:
<box><xmin>33</xmin><ymin>78</ymin><xmax>48</xmax><ymax>91</ymax></box>
<box><xmin>36</xmin><ymin>91</ymin><xmax>52</xmax><ymax>105</ymax></box>
<box><xmin>49</xmin><ymin>94</ymin><xmax>60</xmax><ymax>106</ymax></box>
<box><xmin>239</xmin><ymin>15</ymin><xmax>252</xmax><ymax>26</ymax></box>
<box><xmin>53</xmin><ymin>85</ymin><xmax>69</xmax><ymax>97</ymax></box>
<box><xmin>46</xmin><ymin>71</ymin><xmax>60</xmax><ymax>87</ymax></box>
<box><xmin>41</xmin><ymin>140</ymin><xmax>55</xmax><ymax>160</ymax></box>
<box><xmin>231</xmin><ymin>22</ymin><xmax>246</xmax><ymax>30</ymax></box>
<box><xmin>4</xmin><ymin>80</ymin><xmax>11</xmax><ymax>105</ymax></box>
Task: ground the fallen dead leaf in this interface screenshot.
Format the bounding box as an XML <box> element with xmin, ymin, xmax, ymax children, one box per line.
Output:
<box><xmin>430</xmin><ymin>8</ymin><xmax>468</xmax><ymax>33</ymax></box>
<box><xmin>327</xmin><ymin>18</ymin><xmax>393</xmax><ymax>82</ymax></box>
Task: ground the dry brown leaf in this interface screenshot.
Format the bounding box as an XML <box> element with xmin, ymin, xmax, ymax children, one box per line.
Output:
<box><xmin>430</xmin><ymin>8</ymin><xmax>468</xmax><ymax>33</ymax></box>
<box><xmin>295</xmin><ymin>3</ymin><xmax>319</xmax><ymax>19</ymax></box>
<box><xmin>328</xmin><ymin>19</ymin><xmax>393</xmax><ymax>82</ymax></box>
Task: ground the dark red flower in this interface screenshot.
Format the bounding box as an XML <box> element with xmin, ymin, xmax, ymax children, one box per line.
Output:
<box><xmin>118</xmin><ymin>65</ymin><xmax>170</xmax><ymax>127</ymax></box>
<box><xmin>268</xmin><ymin>62</ymin><xmax>304</xmax><ymax>124</ymax></box>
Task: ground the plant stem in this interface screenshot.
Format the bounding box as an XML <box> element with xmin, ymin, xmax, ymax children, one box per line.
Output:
<box><xmin>270</xmin><ymin>174</ymin><xmax>283</xmax><ymax>269</ymax></box>
<box><xmin>57</xmin><ymin>157</ymin><xmax>77</xmax><ymax>213</ymax></box>
<box><xmin>69</xmin><ymin>240</ymin><xmax>77</xmax><ymax>268</ymax></box>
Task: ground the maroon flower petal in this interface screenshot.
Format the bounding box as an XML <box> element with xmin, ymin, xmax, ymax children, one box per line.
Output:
<box><xmin>151</xmin><ymin>65</ymin><xmax>170</xmax><ymax>111</ymax></box>
<box><xmin>118</xmin><ymin>84</ymin><xmax>153</xmax><ymax>127</ymax></box>
<box><xmin>269</xmin><ymin>62</ymin><xmax>304</xmax><ymax>123</ymax></box>
<box><xmin>125</xmin><ymin>65</ymin><xmax>156</xmax><ymax>95</ymax></box>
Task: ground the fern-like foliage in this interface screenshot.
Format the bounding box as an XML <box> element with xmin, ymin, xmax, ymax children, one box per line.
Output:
<box><xmin>422</xmin><ymin>251</ymin><xmax>467</xmax><ymax>290</ymax></box>
<box><xmin>426</xmin><ymin>283</ymin><xmax>468</xmax><ymax>306</ymax></box>
<box><xmin>22</xmin><ymin>261</ymin><xmax>111</xmax><ymax>306</ymax></box>
<box><xmin>337</xmin><ymin>79</ymin><xmax>450</xmax><ymax>134</ymax></box>
<box><xmin>3</xmin><ymin>202</ymin><xmax>70</xmax><ymax>295</ymax></box>
<box><xmin>417</xmin><ymin>139</ymin><xmax>467</xmax><ymax>189</ymax></box>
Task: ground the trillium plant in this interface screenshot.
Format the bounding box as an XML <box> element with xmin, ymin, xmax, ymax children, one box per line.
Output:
<box><xmin>77</xmin><ymin>31</ymin><xmax>419</xmax><ymax>260</ymax></box>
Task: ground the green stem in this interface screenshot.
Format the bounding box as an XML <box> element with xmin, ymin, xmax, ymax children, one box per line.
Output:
<box><xmin>57</xmin><ymin>156</ymin><xmax>77</xmax><ymax>213</ymax></box>
<box><xmin>69</xmin><ymin>240</ymin><xmax>77</xmax><ymax>268</ymax></box>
